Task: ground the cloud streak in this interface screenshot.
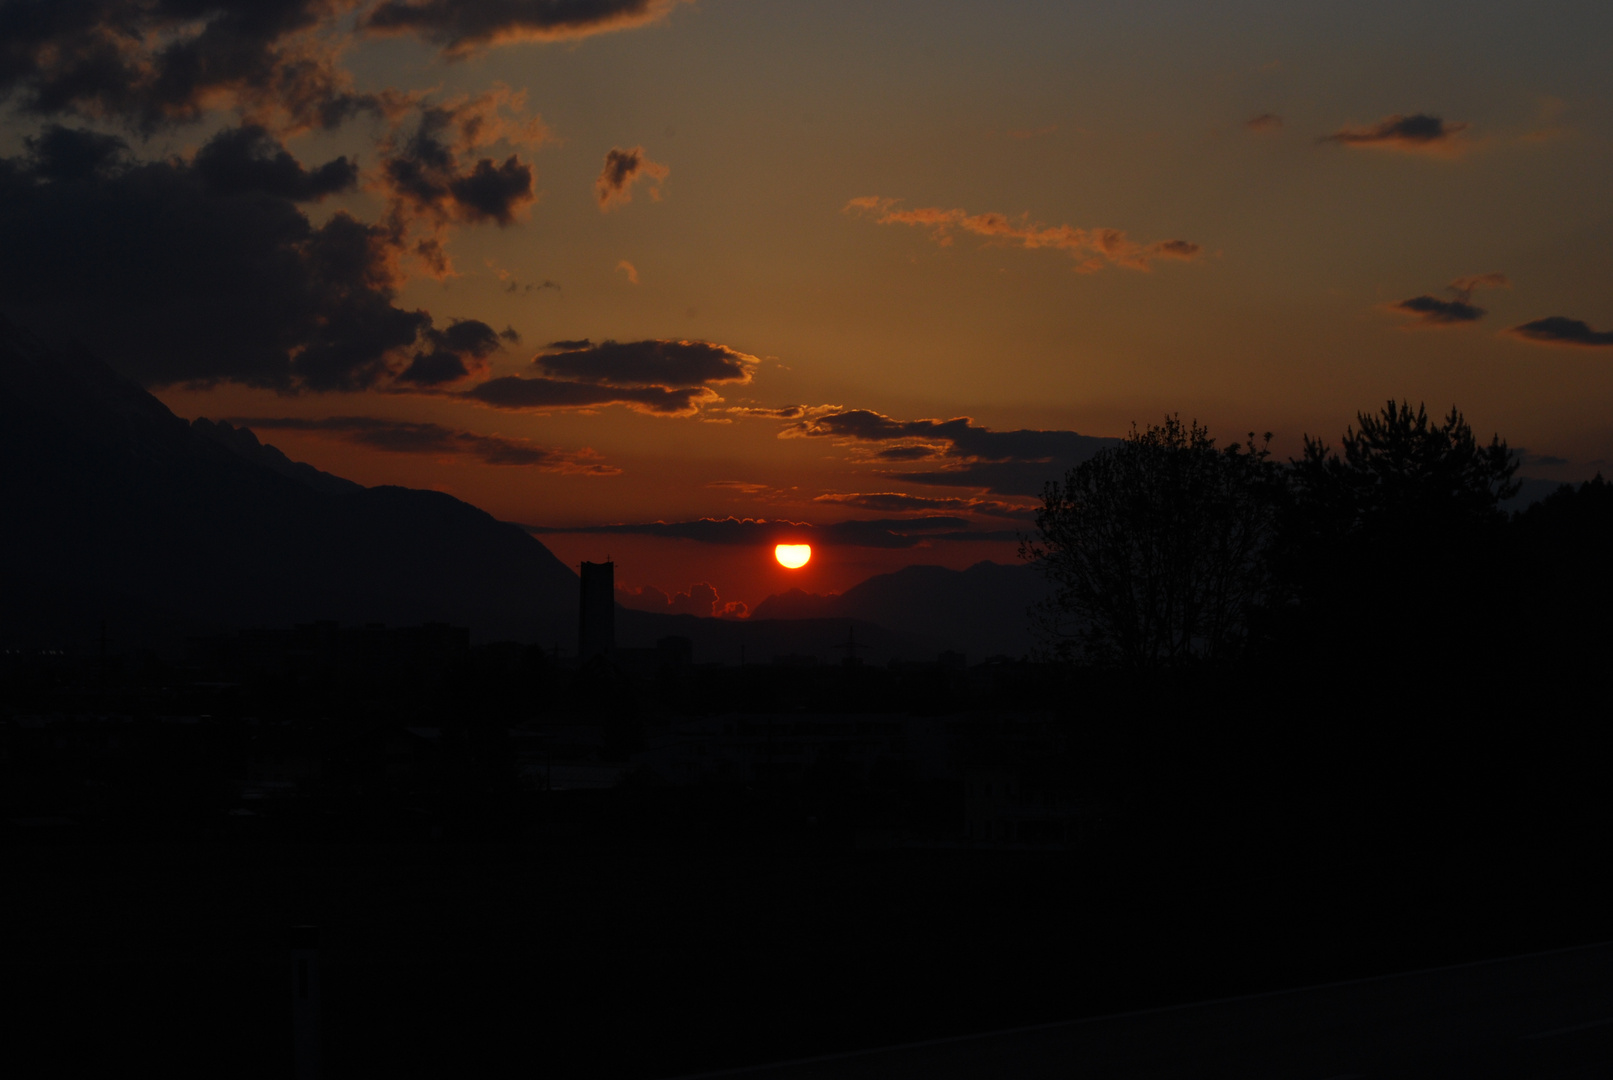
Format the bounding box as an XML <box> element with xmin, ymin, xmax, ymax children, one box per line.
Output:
<box><xmin>845</xmin><ymin>196</ymin><xmax>1201</xmax><ymax>272</ymax></box>
<box><xmin>456</xmin><ymin>338</ymin><xmax>760</xmax><ymax>417</ymax></box>
<box><xmin>230</xmin><ymin>415</ymin><xmax>618</xmax><ymax>472</ymax></box>
<box><xmin>1323</xmin><ymin>113</ymin><xmax>1469</xmax><ymax>155</ymax></box>
<box><xmin>365</xmin><ymin>0</ymin><xmax>690</xmax><ymax>55</ymax></box>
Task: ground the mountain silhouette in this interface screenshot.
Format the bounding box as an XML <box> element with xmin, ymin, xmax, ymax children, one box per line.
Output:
<box><xmin>0</xmin><ymin>317</ymin><xmax>580</xmax><ymax>651</ymax></box>
<box><xmin>751</xmin><ymin>561</ymin><xmax>1050</xmax><ymax>659</ymax></box>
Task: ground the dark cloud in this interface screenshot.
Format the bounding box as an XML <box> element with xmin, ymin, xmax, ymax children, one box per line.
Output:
<box><xmin>1506</xmin><ymin>317</ymin><xmax>1613</xmax><ymax>349</ymax></box>
<box><xmin>499</xmin><ymin>325</ymin><xmax>522</xmax><ymax>343</ymax></box>
<box><xmin>457</xmin><ymin>339</ymin><xmax>758</xmax><ymax>417</ymax></box>
<box><xmin>397</xmin><ymin>318</ymin><xmax>503</xmax><ymax>386</ymax></box>
<box><xmin>365</xmin><ymin>0</ymin><xmax>687</xmax><ymax>54</ymax></box>
<box><xmin>381</xmin><ymin>102</ymin><xmax>537</xmax><ymax>230</ymax></box>
<box><xmin>594</xmin><ymin>145</ymin><xmax>667</xmax><ymax>209</ymax></box>
<box><xmin>23</xmin><ymin>123</ymin><xmax>127</xmax><ymax>181</ymax></box>
<box><xmin>0</xmin><ymin>128</ymin><xmax>501</xmax><ymax>391</ymax></box>
<box><xmin>1393</xmin><ymin>295</ymin><xmax>1486</xmax><ymax>325</ymax></box>
<box><xmin>1390</xmin><ymin>273</ymin><xmax>1508</xmax><ymax>327</ymax></box>
<box><xmin>781</xmin><ymin>406</ymin><xmax>1115</xmax><ymax>496</ymax></box>
<box><xmin>230</xmin><ymin>415</ymin><xmax>618</xmax><ymax>472</ymax></box>
<box><xmin>1246</xmin><ymin>113</ymin><xmax>1282</xmax><ymax>132</ymax></box>
<box><xmin>192</xmin><ymin>122</ymin><xmax>357</xmax><ymax>200</ymax></box>
<box><xmin>467</xmin><ymin>376</ymin><xmax>716</xmax><ymax>416</ymax></box>
<box><xmin>1323</xmin><ymin>113</ymin><xmax>1469</xmax><ymax>153</ymax></box>
<box><xmin>526</xmin><ymin>515</ymin><xmax>1007</xmax><ymax>549</ymax></box>
<box><xmin>0</xmin><ymin>0</ymin><xmax>385</xmax><ymax>133</ymax></box>
<box><xmin>535</xmin><ymin>339</ymin><xmax>755</xmax><ymax>386</ymax></box>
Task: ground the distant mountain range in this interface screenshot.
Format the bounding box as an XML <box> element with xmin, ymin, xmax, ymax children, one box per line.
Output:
<box><xmin>1</xmin><ymin>318</ymin><xmax>1047</xmax><ymax>661</ymax></box>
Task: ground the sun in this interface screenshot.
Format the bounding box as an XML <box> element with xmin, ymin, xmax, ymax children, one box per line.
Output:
<box><xmin>774</xmin><ymin>543</ymin><xmax>811</xmax><ymax>569</ymax></box>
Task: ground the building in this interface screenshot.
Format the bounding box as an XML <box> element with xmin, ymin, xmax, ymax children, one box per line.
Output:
<box><xmin>578</xmin><ymin>561</ymin><xmax>615</xmax><ymax>661</ymax></box>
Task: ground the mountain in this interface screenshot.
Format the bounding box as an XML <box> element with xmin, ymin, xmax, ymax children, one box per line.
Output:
<box><xmin>750</xmin><ymin>561</ymin><xmax>1051</xmax><ymax>659</ymax></box>
<box><xmin>0</xmin><ymin>318</ymin><xmax>580</xmax><ymax>651</ymax></box>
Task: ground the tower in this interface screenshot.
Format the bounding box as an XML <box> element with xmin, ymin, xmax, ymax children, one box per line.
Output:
<box><xmin>578</xmin><ymin>560</ymin><xmax>615</xmax><ymax>662</ymax></box>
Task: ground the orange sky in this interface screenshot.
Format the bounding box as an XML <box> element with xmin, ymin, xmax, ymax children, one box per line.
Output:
<box><xmin>5</xmin><ymin>0</ymin><xmax>1610</xmax><ymax>613</ymax></box>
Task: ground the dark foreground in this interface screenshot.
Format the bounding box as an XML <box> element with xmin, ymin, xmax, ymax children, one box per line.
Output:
<box><xmin>681</xmin><ymin>941</ymin><xmax>1613</xmax><ymax>1079</ymax></box>
<box><xmin>7</xmin><ymin>834</ymin><xmax>1611</xmax><ymax>1079</ymax></box>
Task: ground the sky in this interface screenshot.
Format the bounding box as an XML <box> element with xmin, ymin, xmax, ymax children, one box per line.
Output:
<box><xmin>3</xmin><ymin>0</ymin><xmax>1611</xmax><ymax>615</ymax></box>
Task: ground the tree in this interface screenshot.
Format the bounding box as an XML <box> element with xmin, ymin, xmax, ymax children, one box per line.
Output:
<box><xmin>1277</xmin><ymin>401</ymin><xmax>1518</xmax><ymax>608</ymax></box>
<box><xmin>1021</xmin><ymin>416</ymin><xmax>1280</xmax><ymax>668</ymax></box>
<box><xmin>1267</xmin><ymin>400</ymin><xmax>1520</xmax><ymax>682</ymax></box>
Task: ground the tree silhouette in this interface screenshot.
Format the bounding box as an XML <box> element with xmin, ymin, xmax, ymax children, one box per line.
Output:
<box><xmin>1269</xmin><ymin>401</ymin><xmax>1519</xmax><ymax>672</ymax></box>
<box><xmin>1022</xmin><ymin>416</ymin><xmax>1280</xmax><ymax>668</ymax></box>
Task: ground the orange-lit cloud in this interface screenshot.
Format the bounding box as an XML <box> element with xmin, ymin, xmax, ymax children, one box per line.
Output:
<box><xmin>616</xmin><ymin>260</ymin><xmax>640</xmax><ymax>284</ymax></box>
<box><xmin>596</xmin><ymin>146</ymin><xmax>668</xmax><ymax>209</ymax></box>
<box><xmin>845</xmin><ymin>197</ymin><xmax>1201</xmax><ymax>272</ymax></box>
<box><xmin>1246</xmin><ymin>113</ymin><xmax>1282</xmax><ymax>132</ymax></box>
<box><xmin>1505</xmin><ymin>317</ymin><xmax>1613</xmax><ymax>349</ymax></box>
<box><xmin>618</xmin><ymin>580</ymin><xmax>747</xmax><ymax>619</ymax></box>
<box><xmin>813</xmin><ymin>492</ymin><xmax>1034</xmax><ymax>520</ymax></box>
<box><xmin>230</xmin><ymin>416</ymin><xmax>618</xmax><ymax>473</ymax></box>
<box><xmin>1388</xmin><ymin>272</ymin><xmax>1510</xmax><ymax>328</ymax></box>
<box><xmin>460</xmin><ymin>338</ymin><xmax>759</xmax><ymax>417</ymax></box>
<box><xmin>1322</xmin><ymin>113</ymin><xmax>1469</xmax><ymax>155</ymax></box>
<box><xmin>365</xmin><ymin>0</ymin><xmax>691</xmax><ymax>55</ymax></box>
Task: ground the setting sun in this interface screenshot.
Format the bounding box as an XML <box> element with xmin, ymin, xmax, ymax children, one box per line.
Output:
<box><xmin>774</xmin><ymin>544</ymin><xmax>811</xmax><ymax>569</ymax></box>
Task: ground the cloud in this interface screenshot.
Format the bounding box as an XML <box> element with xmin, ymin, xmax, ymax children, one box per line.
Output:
<box><xmin>396</xmin><ymin>319</ymin><xmax>505</xmax><ymax>386</ymax></box>
<box><xmin>616</xmin><ymin>259</ymin><xmax>640</xmax><ymax>284</ymax></box>
<box><xmin>230</xmin><ymin>415</ymin><xmax>618</xmax><ymax>472</ymax></box>
<box><xmin>595</xmin><ymin>146</ymin><xmax>668</xmax><ymax>209</ymax></box>
<box><xmin>845</xmin><ymin>196</ymin><xmax>1200</xmax><ymax>272</ymax></box>
<box><xmin>1246</xmin><ymin>113</ymin><xmax>1282</xmax><ymax>132</ymax></box>
<box><xmin>725</xmin><ymin>405</ymin><xmax>806</xmax><ymax>420</ymax></box>
<box><xmin>1389</xmin><ymin>273</ymin><xmax>1509</xmax><ymax>327</ymax></box>
<box><xmin>0</xmin><ymin>126</ymin><xmax>506</xmax><ymax>391</ymax></box>
<box><xmin>813</xmin><ymin>492</ymin><xmax>1034</xmax><ymax>520</ymax></box>
<box><xmin>454</xmin><ymin>338</ymin><xmax>759</xmax><ymax>418</ymax></box>
<box><xmin>378</xmin><ymin>87</ymin><xmax>548</xmax><ymax>275</ymax></box>
<box><xmin>365</xmin><ymin>0</ymin><xmax>690</xmax><ymax>55</ymax></box>
<box><xmin>780</xmin><ymin>406</ymin><xmax>1115</xmax><ymax>496</ymax></box>
<box><xmin>1322</xmin><ymin>113</ymin><xmax>1469</xmax><ymax>155</ymax></box>
<box><xmin>0</xmin><ymin>0</ymin><xmax>390</xmax><ymax>134</ymax></box>
<box><xmin>1392</xmin><ymin>296</ymin><xmax>1486</xmax><ymax>325</ymax></box>
<box><xmin>618</xmin><ymin>581</ymin><xmax>747</xmax><ymax>619</ymax></box>
<box><xmin>191</xmin><ymin>123</ymin><xmax>359</xmax><ymax>200</ymax></box>
<box><xmin>467</xmin><ymin>377</ymin><xmax>716</xmax><ymax>416</ymax></box>
<box><xmin>1505</xmin><ymin>317</ymin><xmax>1613</xmax><ymax>349</ymax></box>
<box><xmin>535</xmin><ymin>339</ymin><xmax>756</xmax><ymax>386</ymax></box>
<box><xmin>527</xmin><ymin>515</ymin><xmax>1009</xmax><ymax>549</ymax></box>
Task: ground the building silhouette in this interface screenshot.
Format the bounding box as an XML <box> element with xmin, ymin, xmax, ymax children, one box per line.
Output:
<box><xmin>578</xmin><ymin>560</ymin><xmax>615</xmax><ymax>661</ymax></box>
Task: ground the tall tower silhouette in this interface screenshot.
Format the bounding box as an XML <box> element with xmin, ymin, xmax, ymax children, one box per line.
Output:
<box><xmin>578</xmin><ymin>560</ymin><xmax>615</xmax><ymax>661</ymax></box>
